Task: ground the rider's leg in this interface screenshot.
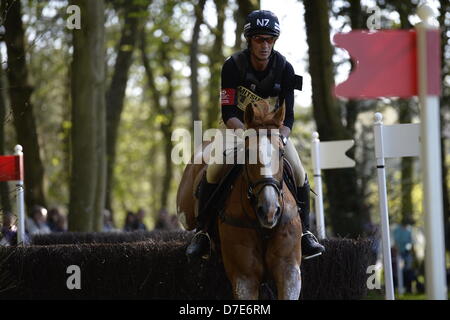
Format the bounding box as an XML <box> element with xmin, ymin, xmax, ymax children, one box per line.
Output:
<box><xmin>185</xmin><ymin>171</ymin><xmax>219</xmax><ymax>260</ymax></box>
<box><xmin>284</xmin><ymin>139</ymin><xmax>325</xmax><ymax>259</ymax></box>
<box><xmin>186</xmin><ymin>128</ymin><xmax>232</xmax><ymax>260</ymax></box>
<box><xmin>296</xmin><ymin>175</ymin><xmax>325</xmax><ymax>259</ymax></box>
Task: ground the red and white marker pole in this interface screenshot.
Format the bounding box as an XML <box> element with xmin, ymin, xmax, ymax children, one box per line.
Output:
<box><xmin>14</xmin><ymin>145</ymin><xmax>25</xmax><ymax>245</ymax></box>
<box><xmin>416</xmin><ymin>5</ymin><xmax>447</xmax><ymax>300</ymax></box>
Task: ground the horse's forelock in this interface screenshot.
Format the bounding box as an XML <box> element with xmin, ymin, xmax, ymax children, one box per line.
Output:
<box><xmin>254</xmin><ymin>100</ymin><xmax>270</xmax><ymax>113</ymax></box>
<box><xmin>246</xmin><ymin>100</ymin><xmax>283</xmax><ymax>129</ymax></box>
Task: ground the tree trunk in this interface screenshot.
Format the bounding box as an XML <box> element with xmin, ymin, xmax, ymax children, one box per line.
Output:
<box><xmin>303</xmin><ymin>0</ymin><xmax>364</xmax><ymax>237</ymax></box>
<box><xmin>189</xmin><ymin>0</ymin><xmax>206</xmax><ymax>130</ymax></box>
<box><xmin>139</xmin><ymin>31</ymin><xmax>161</xmax><ymax>213</ymax></box>
<box><xmin>140</xmin><ymin>30</ymin><xmax>175</xmax><ymax>212</ymax></box>
<box><xmin>160</xmin><ymin>120</ymin><xmax>174</xmax><ymax>211</ymax></box>
<box><xmin>105</xmin><ymin>2</ymin><xmax>146</xmax><ymax>215</ymax></box>
<box><xmin>236</xmin><ymin>0</ymin><xmax>259</xmax><ymax>16</ymax></box>
<box><xmin>344</xmin><ymin>1</ymin><xmax>364</xmax><ymax>219</ymax></box>
<box><xmin>234</xmin><ymin>0</ymin><xmax>259</xmax><ymax>52</ymax></box>
<box><xmin>398</xmin><ymin>100</ymin><xmax>414</xmax><ymax>224</ymax></box>
<box><xmin>439</xmin><ymin>0</ymin><xmax>450</xmax><ymax>247</ymax></box>
<box><xmin>206</xmin><ymin>0</ymin><xmax>226</xmax><ymax>129</ymax></box>
<box><xmin>61</xmin><ymin>52</ymin><xmax>72</xmax><ymax>204</ymax></box>
<box><xmin>345</xmin><ymin>0</ymin><xmax>363</xmax><ymax>139</ymax></box>
<box><xmin>395</xmin><ymin>6</ymin><xmax>414</xmax><ymax>225</ymax></box>
<box><xmin>2</xmin><ymin>0</ymin><xmax>46</xmax><ymax>211</ymax></box>
<box><xmin>69</xmin><ymin>0</ymin><xmax>106</xmax><ymax>231</ymax></box>
<box><xmin>160</xmin><ymin>47</ymin><xmax>175</xmax><ymax>211</ymax></box>
<box><xmin>233</xmin><ymin>9</ymin><xmax>244</xmax><ymax>51</ymax></box>
<box><xmin>0</xmin><ymin>50</ymin><xmax>12</xmax><ymax>213</ymax></box>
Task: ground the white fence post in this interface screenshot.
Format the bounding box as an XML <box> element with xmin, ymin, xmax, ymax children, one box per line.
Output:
<box><xmin>373</xmin><ymin>113</ymin><xmax>395</xmax><ymax>300</ymax></box>
<box><xmin>311</xmin><ymin>132</ymin><xmax>325</xmax><ymax>239</ymax></box>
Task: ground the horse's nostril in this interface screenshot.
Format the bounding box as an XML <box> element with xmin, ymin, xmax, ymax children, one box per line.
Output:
<box><xmin>257</xmin><ymin>206</ymin><xmax>265</xmax><ymax>217</ymax></box>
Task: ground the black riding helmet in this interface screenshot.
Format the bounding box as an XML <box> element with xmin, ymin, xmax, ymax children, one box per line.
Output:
<box><xmin>244</xmin><ymin>10</ymin><xmax>280</xmax><ymax>38</ymax></box>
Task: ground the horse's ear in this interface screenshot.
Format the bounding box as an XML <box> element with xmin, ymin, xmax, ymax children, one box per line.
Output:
<box><xmin>273</xmin><ymin>103</ymin><xmax>285</xmax><ymax>125</ymax></box>
<box><xmin>244</xmin><ymin>103</ymin><xmax>255</xmax><ymax>125</ymax></box>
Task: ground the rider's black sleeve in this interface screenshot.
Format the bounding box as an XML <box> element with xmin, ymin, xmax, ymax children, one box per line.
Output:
<box><xmin>280</xmin><ymin>62</ymin><xmax>295</xmax><ymax>131</ymax></box>
<box><xmin>221</xmin><ymin>58</ymin><xmax>243</xmax><ymax>124</ymax></box>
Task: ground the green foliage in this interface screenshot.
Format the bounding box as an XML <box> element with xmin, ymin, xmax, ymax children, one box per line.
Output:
<box><xmin>113</xmin><ymin>92</ymin><xmax>157</xmax><ymax>228</ymax></box>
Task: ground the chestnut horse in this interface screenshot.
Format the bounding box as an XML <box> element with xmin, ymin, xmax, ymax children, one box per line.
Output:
<box><xmin>176</xmin><ymin>101</ymin><xmax>302</xmax><ymax>300</ymax></box>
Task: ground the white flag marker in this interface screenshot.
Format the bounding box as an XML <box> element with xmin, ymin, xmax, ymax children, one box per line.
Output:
<box><xmin>311</xmin><ymin>132</ymin><xmax>355</xmax><ymax>239</ymax></box>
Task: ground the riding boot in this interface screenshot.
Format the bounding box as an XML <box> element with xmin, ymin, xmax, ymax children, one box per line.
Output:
<box><xmin>186</xmin><ymin>175</ymin><xmax>218</xmax><ymax>260</ymax></box>
<box><xmin>296</xmin><ymin>176</ymin><xmax>325</xmax><ymax>260</ymax></box>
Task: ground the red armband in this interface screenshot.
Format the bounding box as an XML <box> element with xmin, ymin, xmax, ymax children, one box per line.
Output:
<box><xmin>221</xmin><ymin>88</ymin><xmax>236</xmax><ymax>106</ymax></box>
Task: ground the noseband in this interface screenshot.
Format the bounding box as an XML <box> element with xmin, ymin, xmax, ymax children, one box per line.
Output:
<box><xmin>246</xmin><ymin>176</ymin><xmax>284</xmax><ymax>206</ymax></box>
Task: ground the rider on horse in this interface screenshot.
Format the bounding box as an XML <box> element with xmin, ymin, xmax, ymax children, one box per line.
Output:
<box><xmin>186</xmin><ymin>10</ymin><xmax>325</xmax><ymax>260</ymax></box>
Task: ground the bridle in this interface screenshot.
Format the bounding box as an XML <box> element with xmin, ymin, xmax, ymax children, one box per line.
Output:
<box><xmin>242</xmin><ymin>129</ymin><xmax>285</xmax><ymax>214</ymax></box>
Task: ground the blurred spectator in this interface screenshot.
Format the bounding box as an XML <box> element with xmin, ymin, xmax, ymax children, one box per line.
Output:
<box><xmin>393</xmin><ymin>218</ymin><xmax>420</xmax><ymax>294</ymax></box>
<box><xmin>170</xmin><ymin>214</ymin><xmax>181</xmax><ymax>230</ymax></box>
<box><xmin>154</xmin><ymin>208</ymin><xmax>180</xmax><ymax>231</ymax></box>
<box><xmin>26</xmin><ymin>205</ymin><xmax>51</xmax><ymax>235</ymax></box>
<box><xmin>56</xmin><ymin>213</ymin><xmax>67</xmax><ymax>232</ymax></box>
<box><xmin>103</xmin><ymin>209</ymin><xmax>116</xmax><ymax>232</ymax></box>
<box><xmin>123</xmin><ymin>211</ymin><xmax>136</xmax><ymax>232</ymax></box>
<box><xmin>133</xmin><ymin>208</ymin><xmax>148</xmax><ymax>231</ymax></box>
<box><xmin>1</xmin><ymin>211</ymin><xmax>17</xmax><ymax>246</ymax></box>
<box><xmin>47</xmin><ymin>207</ymin><xmax>66</xmax><ymax>232</ymax></box>
<box><xmin>363</xmin><ymin>221</ymin><xmax>380</xmax><ymax>264</ymax></box>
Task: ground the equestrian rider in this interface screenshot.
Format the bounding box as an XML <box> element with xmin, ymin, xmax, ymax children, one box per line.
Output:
<box><xmin>186</xmin><ymin>10</ymin><xmax>325</xmax><ymax>260</ymax></box>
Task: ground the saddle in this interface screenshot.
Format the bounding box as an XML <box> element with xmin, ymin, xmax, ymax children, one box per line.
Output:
<box><xmin>194</xmin><ymin>163</ymin><xmax>243</xmax><ymax>217</ymax></box>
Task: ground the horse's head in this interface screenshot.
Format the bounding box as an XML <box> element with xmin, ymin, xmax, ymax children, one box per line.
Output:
<box><xmin>243</xmin><ymin>100</ymin><xmax>285</xmax><ymax>229</ymax></box>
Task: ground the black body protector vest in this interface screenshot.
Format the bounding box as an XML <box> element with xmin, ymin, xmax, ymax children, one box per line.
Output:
<box><xmin>231</xmin><ymin>49</ymin><xmax>302</xmax><ymax>112</ymax></box>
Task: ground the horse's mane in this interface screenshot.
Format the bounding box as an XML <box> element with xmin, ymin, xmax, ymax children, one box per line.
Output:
<box><xmin>245</xmin><ymin>100</ymin><xmax>285</xmax><ymax>130</ymax></box>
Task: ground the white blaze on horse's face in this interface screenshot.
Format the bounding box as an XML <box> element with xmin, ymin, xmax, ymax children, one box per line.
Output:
<box><xmin>249</xmin><ymin>130</ymin><xmax>282</xmax><ymax>229</ymax></box>
<box><xmin>258</xmin><ymin>132</ymin><xmax>280</xmax><ymax>177</ymax></box>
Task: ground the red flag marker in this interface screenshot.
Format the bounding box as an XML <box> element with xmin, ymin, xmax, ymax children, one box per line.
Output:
<box><xmin>333</xmin><ymin>30</ymin><xmax>440</xmax><ymax>99</ymax></box>
<box><xmin>0</xmin><ymin>155</ymin><xmax>23</xmax><ymax>181</ymax></box>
